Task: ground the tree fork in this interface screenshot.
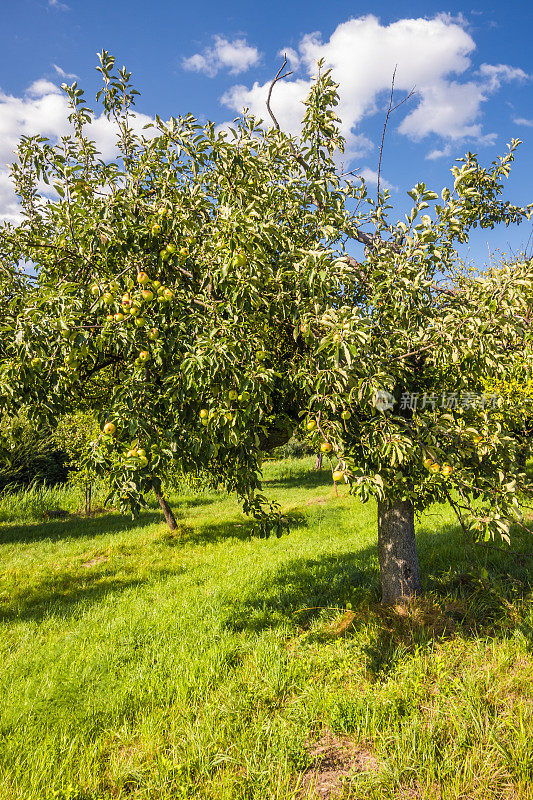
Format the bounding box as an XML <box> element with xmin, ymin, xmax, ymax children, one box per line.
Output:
<box><xmin>377</xmin><ymin>498</ymin><xmax>421</xmax><ymax>604</ymax></box>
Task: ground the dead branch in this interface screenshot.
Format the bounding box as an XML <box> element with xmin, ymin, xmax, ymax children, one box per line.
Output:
<box><xmin>266</xmin><ymin>55</ymin><xmax>312</xmax><ymax>173</ymax></box>
<box><xmin>377</xmin><ymin>67</ymin><xmax>416</xmax><ymax>199</ymax></box>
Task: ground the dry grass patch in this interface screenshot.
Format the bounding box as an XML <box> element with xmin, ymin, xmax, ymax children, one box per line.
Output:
<box><xmin>297</xmin><ymin>730</ymin><xmax>379</xmax><ymax>798</ymax></box>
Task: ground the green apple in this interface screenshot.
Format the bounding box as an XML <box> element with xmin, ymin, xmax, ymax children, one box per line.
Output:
<box><xmin>163</xmin><ymin>288</ymin><xmax>174</xmax><ymax>300</ymax></box>
<box><xmin>134</xmin><ymin>317</ymin><xmax>146</xmax><ymax>327</ymax></box>
<box><xmin>160</xmin><ymin>250</ymin><xmax>170</xmax><ymax>261</ymax></box>
<box><xmin>141</xmin><ymin>289</ymin><xmax>154</xmax><ymax>302</ymax></box>
<box><xmin>151</xmin><ymin>224</ymin><xmax>161</xmax><ymax>236</ymax></box>
<box><xmin>103</xmin><ymin>292</ymin><xmax>114</xmax><ymax>304</ymax></box>
<box><xmin>137</xmin><ymin>271</ymin><xmax>150</xmax><ymax>285</ymax></box>
<box><xmin>233</xmin><ymin>250</ymin><xmax>247</xmax><ymax>268</ymax></box>
<box><xmin>166</xmin><ymin>243</ymin><xmax>176</xmax><ymax>254</ymax></box>
<box><xmin>90</xmin><ymin>284</ymin><xmax>100</xmax><ymax>298</ymax></box>
<box><xmin>341</xmin><ymin>410</ymin><xmax>351</xmax><ymax>420</ymax></box>
<box><xmin>114</xmin><ymin>313</ymin><xmax>125</xmax><ymax>322</ymax></box>
<box><xmin>332</xmin><ymin>470</ymin><xmax>344</xmax><ymax>482</ymax></box>
<box><xmin>139</xmin><ymin>350</ymin><xmax>150</xmax><ymax>362</ymax></box>
<box><xmin>306</xmin><ymin>420</ymin><xmax>316</xmax><ymax>431</ymax></box>
<box><xmin>30</xmin><ymin>357</ymin><xmax>43</xmax><ymax>369</ymax></box>
<box><xmin>179</xmin><ymin>247</ymin><xmax>188</xmax><ymax>258</ymax></box>
<box><xmin>147</xmin><ymin>328</ymin><xmax>159</xmax><ymax>340</ymax></box>
<box><xmin>228</xmin><ymin>390</ymin><xmax>238</xmax><ymax>401</ymax></box>
<box><xmin>320</xmin><ymin>442</ymin><xmax>332</xmax><ymax>453</ymax></box>
<box><xmin>109</xmin><ymin>280</ymin><xmax>120</xmax><ymax>292</ymax></box>
<box><xmin>103</xmin><ymin>422</ymin><xmax>116</xmax><ymax>436</ymax></box>
<box><xmin>152</xmin><ymin>280</ymin><xmax>161</xmax><ymax>290</ymax></box>
<box><xmin>138</xmin><ymin>455</ymin><xmax>149</xmax><ymax>467</ymax></box>
<box><xmin>199</xmin><ymin>409</ymin><xmax>208</xmax><ymax>419</ymax></box>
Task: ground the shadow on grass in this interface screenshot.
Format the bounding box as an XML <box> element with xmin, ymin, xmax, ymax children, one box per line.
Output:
<box><xmin>0</xmin><ymin>568</ymin><xmax>188</xmax><ymax>625</ymax></box>
<box><xmin>162</xmin><ymin>509</ymin><xmax>310</xmax><ymax>547</ymax></box>
<box><xmin>2</xmin><ymin>480</ymin><xmax>531</xmax><ymax>669</ymax></box>
<box><xmin>223</xmin><ymin>518</ymin><xmax>533</xmax><ymax>677</ymax></box>
<box><xmin>264</xmin><ymin>468</ymin><xmax>333</xmax><ymax>491</ymax></box>
<box><xmin>0</xmin><ymin>495</ymin><xmax>219</xmax><ymax>546</ymax></box>
<box><xmin>0</xmin><ymin>508</ymin><xmax>164</xmax><ymax>546</ymax></box>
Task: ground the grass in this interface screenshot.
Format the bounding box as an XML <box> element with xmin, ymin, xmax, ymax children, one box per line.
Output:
<box><xmin>0</xmin><ymin>456</ymin><xmax>532</xmax><ymax>800</ymax></box>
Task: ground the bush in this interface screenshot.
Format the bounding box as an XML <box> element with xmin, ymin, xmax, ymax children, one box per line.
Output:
<box><xmin>0</xmin><ymin>413</ymin><xmax>68</xmax><ymax>491</ymax></box>
<box><xmin>270</xmin><ymin>436</ymin><xmax>315</xmax><ymax>460</ymax></box>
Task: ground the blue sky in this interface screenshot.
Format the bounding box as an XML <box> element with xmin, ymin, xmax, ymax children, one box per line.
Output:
<box><xmin>1</xmin><ymin>0</ymin><xmax>532</xmax><ymax>265</ymax></box>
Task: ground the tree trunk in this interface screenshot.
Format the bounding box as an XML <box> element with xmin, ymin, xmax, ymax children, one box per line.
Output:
<box><xmin>154</xmin><ymin>489</ymin><xmax>178</xmax><ymax>531</ymax></box>
<box><xmin>314</xmin><ymin>453</ymin><xmax>323</xmax><ymax>470</ymax></box>
<box><xmin>377</xmin><ymin>498</ymin><xmax>421</xmax><ymax>604</ymax></box>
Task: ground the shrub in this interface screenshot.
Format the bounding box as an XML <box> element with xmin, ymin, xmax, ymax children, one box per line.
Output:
<box><xmin>0</xmin><ymin>412</ymin><xmax>68</xmax><ymax>490</ymax></box>
<box><xmin>271</xmin><ymin>436</ymin><xmax>315</xmax><ymax>460</ymax></box>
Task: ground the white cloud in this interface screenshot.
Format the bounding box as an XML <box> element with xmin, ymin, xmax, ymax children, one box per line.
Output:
<box><xmin>48</xmin><ymin>0</ymin><xmax>69</xmax><ymax>10</ymax></box>
<box><xmin>426</xmin><ymin>144</ymin><xmax>452</xmax><ymax>160</ymax></box>
<box><xmin>26</xmin><ymin>79</ymin><xmax>62</xmax><ymax>98</ymax></box>
<box><xmin>221</xmin><ymin>14</ymin><xmax>527</xmax><ymax>163</ymax></box>
<box><xmin>183</xmin><ymin>36</ymin><xmax>260</xmax><ymax>78</ymax></box>
<box><xmin>513</xmin><ymin>117</ymin><xmax>533</xmax><ymax>127</ymax></box>
<box><xmin>0</xmin><ymin>79</ymin><xmax>154</xmax><ymax>222</ymax></box>
<box><xmin>477</xmin><ymin>63</ymin><xmax>529</xmax><ymax>91</ymax></box>
<box><xmin>398</xmin><ymin>81</ymin><xmax>485</xmax><ymax>140</ymax></box>
<box><xmin>358</xmin><ymin>167</ymin><xmax>396</xmax><ymax>192</ymax></box>
<box><xmin>52</xmin><ymin>64</ymin><xmax>78</xmax><ymax>80</ymax></box>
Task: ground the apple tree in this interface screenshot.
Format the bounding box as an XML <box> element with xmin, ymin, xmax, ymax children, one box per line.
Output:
<box><xmin>1</xmin><ymin>52</ymin><xmax>532</xmax><ymax>603</ymax></box>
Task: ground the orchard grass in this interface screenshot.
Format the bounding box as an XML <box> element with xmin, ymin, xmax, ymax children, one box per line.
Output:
<box><xmin>0</xmin><ymin>458</ymin><xmax>532</xmax><ymax>800</ymax></box>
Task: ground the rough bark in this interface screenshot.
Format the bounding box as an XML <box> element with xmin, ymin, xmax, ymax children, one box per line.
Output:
<box><xmin>377</xmin><ymin>498</ymin><xmax>421</xmax><ymax>604</ymax></box>
<box><xmin>154</xmin><ymin>488</ymin><xmax>178</xmax><ymax>531</ymax></box>
<box><xmin>314</xmin><ymin>453</ymin><xmax>323</xmax><ymax>470</ymax></box>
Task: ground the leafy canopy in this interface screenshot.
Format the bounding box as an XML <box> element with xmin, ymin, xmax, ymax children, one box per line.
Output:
<box><xmin>0</xmin><ymin>52</ymin><xmax>532</xmax><ymax>540</ymax></box>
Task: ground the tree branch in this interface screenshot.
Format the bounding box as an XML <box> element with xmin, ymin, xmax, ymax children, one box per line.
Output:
<box><xmin>377</xmin><ymin>67</ymin><xmax>416</xmax><ymax>199</ymax></box>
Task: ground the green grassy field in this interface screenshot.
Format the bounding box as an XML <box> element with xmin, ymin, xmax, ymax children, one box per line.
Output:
<box><xmin>0</xmin><ymin>457</ymin><xmax>532</xmax><ymax>800</ymax></box>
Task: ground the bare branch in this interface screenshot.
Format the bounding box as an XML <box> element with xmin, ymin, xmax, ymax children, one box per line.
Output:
<box><xmin>266</xmin><ymin>57</ymin><xmax>292</xmax><ymax>132</ymax></box>
<box><xmin>377</xmin><ymin>67</ymin><xmax>416</xmax><ymax>199</ymax></box>
<box><xmin>266</xmin><ymin>58</ymin><xmax>311</xmax><ymax>173</ymax></box>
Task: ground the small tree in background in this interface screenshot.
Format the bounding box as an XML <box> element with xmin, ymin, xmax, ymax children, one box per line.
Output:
<box><xmin>0</xmin><ymin>53</ymin><xmax>531</xmax><ymax>603</ymax></box>
<box><xmin>53</xmin><ymin>411</ymin><xmax>101</xmax><ymax>514</ymax></box>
